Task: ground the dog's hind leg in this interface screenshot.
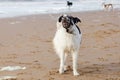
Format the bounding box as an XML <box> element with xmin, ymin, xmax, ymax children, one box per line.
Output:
<box><xmin>72</xmin><ymin>52</ymin><xmax>79</xmax><ymax>76</ymax></box>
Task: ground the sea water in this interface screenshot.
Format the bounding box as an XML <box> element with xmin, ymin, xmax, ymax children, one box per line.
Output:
<box><xmin>0</xmin><ymin>0</ymin><xmax>119</xmax><ymax>18</ymax></box>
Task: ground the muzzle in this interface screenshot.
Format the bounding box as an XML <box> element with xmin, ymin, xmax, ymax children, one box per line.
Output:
<box><xmin>62</xmin><ymin>17</ymin><xmax>71</xmax><ymax>29</ymax></box>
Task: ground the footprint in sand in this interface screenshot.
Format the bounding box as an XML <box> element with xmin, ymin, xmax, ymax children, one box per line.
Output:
<box><xmin>45</xmin><ymin>40</ymin><xmax>51</xmax><ymax>43</ymax></box>
<box><xmin>49</xmin><ymin>77</ymin><xmax>55</xmax><ymax>80</ymax></box>
<box><xmin>49</xmin><ymin>70</ymin><xmax>58</xmax><ymax>75</ymax></box>
<box><xmin>97</xmin><ymin>57</ymin><xmax>108</xmax><ymax>62</ymax></box>
<box><xmin>106</xmin><ymin>53</ymin><xmax>113</xmax><ymax>56</ymax></box>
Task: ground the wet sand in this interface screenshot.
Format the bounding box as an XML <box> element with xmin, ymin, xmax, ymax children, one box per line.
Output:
<box><xmin>0</xmin><ymin>10</ymin><xmax>120</xmax><ymax>80</ymax></box>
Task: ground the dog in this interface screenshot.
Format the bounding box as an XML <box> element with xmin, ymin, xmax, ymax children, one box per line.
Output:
<box><xmin>102</xmin><ymin>3</ymin><xmax>113</xmax><ymax>11</ymax></box>
<box><xmin>67</xmin><ymin>1</ymin><xmax>73</xmax><ymax>8</ymax></box>
<box><xmin>53</xmin><ymin>14</ymin><xmax>82</xmax><ymax>76</ymax></box>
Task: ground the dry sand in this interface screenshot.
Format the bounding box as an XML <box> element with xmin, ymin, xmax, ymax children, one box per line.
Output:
<box><xmin>0</xmin><ymin>10</ymin><xmax>120</xmax><ymax>80</ymax></box>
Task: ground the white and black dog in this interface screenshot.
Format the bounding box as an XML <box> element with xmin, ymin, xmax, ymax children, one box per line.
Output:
<box><xmin>67</xmin><ymin>1</ymin><xmax>73</xmax><ymax>8</ymax></box>
<box><xmin>53</xmin><ymin>14</ymin><xmax>82</xmax><ymax>76</ymax></box>
<box><xmin>102</xmin><ymin>2</ymin><xmax>113</xmax><ymax>11</ymax></box>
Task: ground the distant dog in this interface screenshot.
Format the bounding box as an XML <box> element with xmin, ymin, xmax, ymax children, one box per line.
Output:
<box><xmin>102</xmin><ymin>3</ymin><xmax>113</xmax><ymax>11</ymax></box>
<box><xmin>53</xmin><ymin>14</ymin><xmax>82</xmax><ymax>76</ymax></box>
<box><xmin>67</xmin><ymin>1</ymin><xmax>73</xmax><ymax>8</ymax></box>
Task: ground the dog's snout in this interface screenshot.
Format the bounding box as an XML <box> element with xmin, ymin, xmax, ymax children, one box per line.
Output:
<box><xmin>61</xmin><ymin>17</ymin><xmax>71</xmax><ymax>29</ymax></box>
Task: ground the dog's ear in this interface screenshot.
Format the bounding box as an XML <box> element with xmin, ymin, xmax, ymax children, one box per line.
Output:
<box><xmin>58</xmin><ymin>15</ymin><xmax>63</xmax><ymax>22</ymax></box>
<box><xmin>73</xmin><ymin>17</ymin><xmax>81</xmax><ymax>24</ymax></box>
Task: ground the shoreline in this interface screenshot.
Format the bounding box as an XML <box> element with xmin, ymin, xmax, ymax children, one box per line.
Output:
<box><xmin>0</xmin><ymin>8</ymin><xmax>120</xmax><ymax>19</ymax></box>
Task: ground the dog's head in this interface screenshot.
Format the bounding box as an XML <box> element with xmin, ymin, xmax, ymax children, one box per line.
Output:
<box><xmin>58</xmin><ymin>14</ymin><xmax>81</xmax><ymax>29</ymax></box>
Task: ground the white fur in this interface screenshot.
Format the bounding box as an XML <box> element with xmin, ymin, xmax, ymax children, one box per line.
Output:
<box><xmin>53</xmin><ymin>20</ymin><xmax>82</xmax><ymax>76</ymax></box>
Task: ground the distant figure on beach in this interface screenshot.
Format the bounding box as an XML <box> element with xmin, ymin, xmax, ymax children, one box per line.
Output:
<box><xmin>67</xmin><ymin>1</ymin><xmax>73</xmax><ymax>9</ymax></box>
<box><xmin>102</xmin><ymin>2</ymin><xmax>113</xmax><ymax>11</ymax></box>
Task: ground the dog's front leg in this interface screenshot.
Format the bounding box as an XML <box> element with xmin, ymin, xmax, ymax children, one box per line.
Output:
<box><xmin>64</xmin><ymin>53</ymin><xmax>68</xmax><ymax>71</ymax></box>
<box><xmin>72</xmin><ymin>52</ymin><xmax>79</xmax><ymax>76</ymax></box>
<box><xmin>59</xmin><ymin>52</ymin><xmax>65</xmax><ymax>74</ymax></box>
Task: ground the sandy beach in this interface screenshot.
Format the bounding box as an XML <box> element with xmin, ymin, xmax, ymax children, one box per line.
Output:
<box><xmin>0</xmin><ymin>10</ymin><xmax>120</xmax><ymax>80</ymax></box>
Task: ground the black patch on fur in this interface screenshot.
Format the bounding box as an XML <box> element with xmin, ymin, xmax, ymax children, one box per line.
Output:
<box><xmin>73</xmin><ymin>17</ymin><xmax>81</xmax><ymax>24</ymax></box>
<box><xmin>58</xmin><ymin>15</ymin><xmax>63</xmax><ymax>22</ymax></box>
<box><xmin>70</xmin><ymin>19</ymin><xmax>73</xmax><ymax>25</ymax></box>
<box><xmin>76</xmin><ymin>25</ymin><xmax>81</xmax><ymax>34</ymax></box>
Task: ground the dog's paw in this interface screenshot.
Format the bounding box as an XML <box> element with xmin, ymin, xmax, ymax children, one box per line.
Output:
<box><xmin>64</xmin><ymin>65</ymin><xmax>67</xmax><ymax>71</ymax></box>
<box><xmin>73</xmin><ymin>72</ymin><xmax>80</xmax><ymax>76</ymax></box>
<box><xmin>59</xmin><ymin>68</ymin><xmax>64</xmax><ymax>74</ymax></box>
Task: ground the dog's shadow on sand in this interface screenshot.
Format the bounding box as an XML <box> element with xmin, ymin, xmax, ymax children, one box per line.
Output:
<box><xmin>79</xmin><ymin>62</ymin><xmax>120</xmax><ymax>75</ymax></box>
<box><xmin>48</xmin><ymin>62</ymin><xmax>120</xmax><ymax>77</ymax></box>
